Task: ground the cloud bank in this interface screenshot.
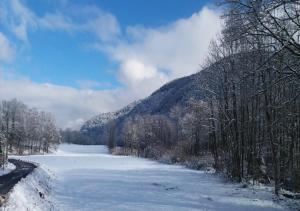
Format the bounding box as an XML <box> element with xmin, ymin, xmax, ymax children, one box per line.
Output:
<box><xmin>0</xmin><ymin>0</ymin><xmax>222</xmax><ymax>129</ymax></box>
<box><xmin>108</xmin><ymin>7</ymin><xmax>222</xmax><ymax>99</ymax></box>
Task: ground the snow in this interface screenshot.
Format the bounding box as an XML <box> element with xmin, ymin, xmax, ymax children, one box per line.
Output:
<box><xmin>0</xmin><ymin>162</ymin><xmax>16</xmax><ymax>176</ymax></box>
<box><xmin>55</xmin><ymin>144</ymin><xmax>108</xmax><ymax>155</ymax></box>
<box><xmin>2</xmin><ymin>167</ymin><xmax>56</xmax><ymax>211</ymax></box>
<box><xmin>80</xmin><ymin>100</ymin><xmax>140</xmax><ymax>131</ymax></box>
<box><xmin>4</xmin><ymin>144</ymin><xmax>297</xmax><ymax>211</ymax></box>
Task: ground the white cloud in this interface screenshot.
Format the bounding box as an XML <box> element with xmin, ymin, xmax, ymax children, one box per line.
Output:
<box><xmin>77</xmin><ymin>80</ymin><xmax>112</xmax><ymax>89</ymax></box>
<box><xmin>9</xmin><ymin>0</ymin><xmax>37</xmax><ymax>41</ymax></box>
<box><xmin>38</xmin><ymin>12</ymin><xmax>75</xmax><ymax>31</ymax></box>
<box><xmin>0</xmin><ymin>0</ymin><xmax>120</xmax><ymax>43</ymax></box>
<box><xmin>105</xmin><ymin>7</ymin><xmax>222</xmax><ymax>97</ymax></box>
<box><xmin>119</xmin><ymin>60</ymin><xmax>163</xmax><ymax>83</ymax></box>
<box><xmin>38</xmin><ymin>6</ymin><xmax>120</xmax><ymax>42</ymax></box>
<box><xmin>0</xmin><ymin>32</ymin><xmax>15</xmax><ymax>62</ymax></box>
<box><xmin>74</xmin><ymin>5</ymin><xmax>120</xmax><ymax>42</ymax></box>
<box><xmin>66</xmin><ymin>118</ymin><xmax>85</xmax><ymax>130</ymax></box>
<box><xmin>0</xmin><ymin>77</ymin><xmax>136</xmax><ymax>129</ymax></box>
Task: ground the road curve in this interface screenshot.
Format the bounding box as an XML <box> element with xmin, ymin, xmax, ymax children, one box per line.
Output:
<box><xmin>0</xmin><ymin>159</ymin><xmax>37</xmax><ymax>195</ymax></box>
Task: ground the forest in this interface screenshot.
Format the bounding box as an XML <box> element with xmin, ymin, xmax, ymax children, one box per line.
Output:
<box><xmin>0</xmin><ymin>99</ymin><xmax>60</xmax><ymax>163</ymax></box>
<box><xmin>105</xmin><ymin>0</ymin><xmax>300</xmax><ymax>194</ymax></box>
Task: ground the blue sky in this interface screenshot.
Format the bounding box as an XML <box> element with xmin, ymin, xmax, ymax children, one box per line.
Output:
<box><xmin>1</xmin><ymin>0</ymin><xmax>210</xmax><ymax>89</ymax></box>
<box><xmin>0</xmin><ymin>0</ymin><xmax>221</xmax><ymax>128</ymax></box>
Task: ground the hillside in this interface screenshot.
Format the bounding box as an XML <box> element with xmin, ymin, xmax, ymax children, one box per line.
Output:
<box><xmin>80</xmin><ymin>100</ymin><xmax>141</xmax><ymax>144</ymax></box>
<box><xmin>80</xmin><ymin>71</ymin><xmax>206</xmax><ymax>144</ymax></box>
<box><xmin>127</xmin><ymin>72</ymin><xmax>205</xmax><ymax>117</ymax></box>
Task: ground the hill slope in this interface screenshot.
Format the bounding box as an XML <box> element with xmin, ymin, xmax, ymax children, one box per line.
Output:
<box><xmin>80</xmin><ymin>71</ymin><xmax>205</xmax><ymax>144</ymax></box>
<box><xmin>126</xmin><ymin>72</ymin><xmax>204</xmax><ymax>117</ymax></box>
<box><xmin>80</xmin><ymin>101</ymin><xmax>140</xmax><ymax>144</ymax></box>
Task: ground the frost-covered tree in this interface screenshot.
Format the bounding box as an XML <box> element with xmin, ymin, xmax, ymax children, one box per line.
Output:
<box><xmin>197</xmin><ymin>0</ymin><xmax>300</xmax><ymax>193</ymax></box>
<box><xmin>0</xmin><ymin>99</ymin><xmax>60</xmax><ymax>163</ymax></box>
<box><xmin>121</xmin><ymin>115</ymin><xmax>175</xmax><ymax>159</ymax></box>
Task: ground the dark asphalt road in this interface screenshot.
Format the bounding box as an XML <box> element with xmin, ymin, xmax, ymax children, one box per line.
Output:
<box><xmin>0</xmin><ymin>159</ymin><xmax>37</xmax><ymax>195</ymax></box>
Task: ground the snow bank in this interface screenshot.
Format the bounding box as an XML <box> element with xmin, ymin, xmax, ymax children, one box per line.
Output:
<box><xmin>1</xmin><ymin>166</ymin><xmax>57</xmax><ymax>211</ymax></box>
<box><xmin>0</xmin><ymin>162</ymin><xmax>16</xmax><ymax>176</ymax></box>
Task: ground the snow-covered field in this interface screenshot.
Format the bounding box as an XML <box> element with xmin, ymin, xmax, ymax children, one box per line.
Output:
<box><xmin>3</xmin><ymin>144</ymin><xmax>296</xmax><ymax>211</ymax></box>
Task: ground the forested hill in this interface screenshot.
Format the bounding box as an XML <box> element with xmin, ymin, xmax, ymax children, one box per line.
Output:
<box><xmin>126</xmin><ymin>73</ymin><xmax>205</xmax><ymax>116</ymax></box>
<box><xmin>79</xmin><ymin>101</ymin><xmax>140</xmax><ymax>144</ymax></box>
<box><xmin>79</xmin><ymin>71</ymin><xmax>206</xmax><ymax>144</ymax></box>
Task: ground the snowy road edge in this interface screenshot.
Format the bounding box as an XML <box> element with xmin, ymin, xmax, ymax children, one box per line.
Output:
<box><xmin>1</xmin><ymin>165</ymin><xmax>57</xmax><ymax>211</ymax></box>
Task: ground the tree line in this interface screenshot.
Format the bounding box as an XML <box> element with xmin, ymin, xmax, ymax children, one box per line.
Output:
<box><xmin>60</xmin><ymin>129</ymin><xmax>90</xmax><ymax>145</ymax></box>
<box><xmin>103</xmin><ymin>100</ymin><xmax>213</xmax><ymax>174</ymax></box>
<box><xmin>0</xmin><ymin>99</ymin><xmax>60</xmax><ymax>165</ymax></box>
<box><xmin>202</xmin><ymin>0</ymin><xmax>300</xmax><ymax>194</ymax></box>
<box><xmin>108</xmin><ymin>0</ymin><xmax>300</xmax><ymax>194</ymax></box>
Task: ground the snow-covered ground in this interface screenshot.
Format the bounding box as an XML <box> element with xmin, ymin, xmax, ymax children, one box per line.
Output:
<box><xmin>0</xmin><ymin>162</ymin><xmax>15</xmax><ymax>176</ymax></box>
<box><xmin>3</xmin><ymin>144</ymin><xmax>297</xmax><ymax>211</ymax></box>
<box><xmin>2</xmin><ymin>167</ymin><xmax>55</xmax><ymax>211</ymax></box>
